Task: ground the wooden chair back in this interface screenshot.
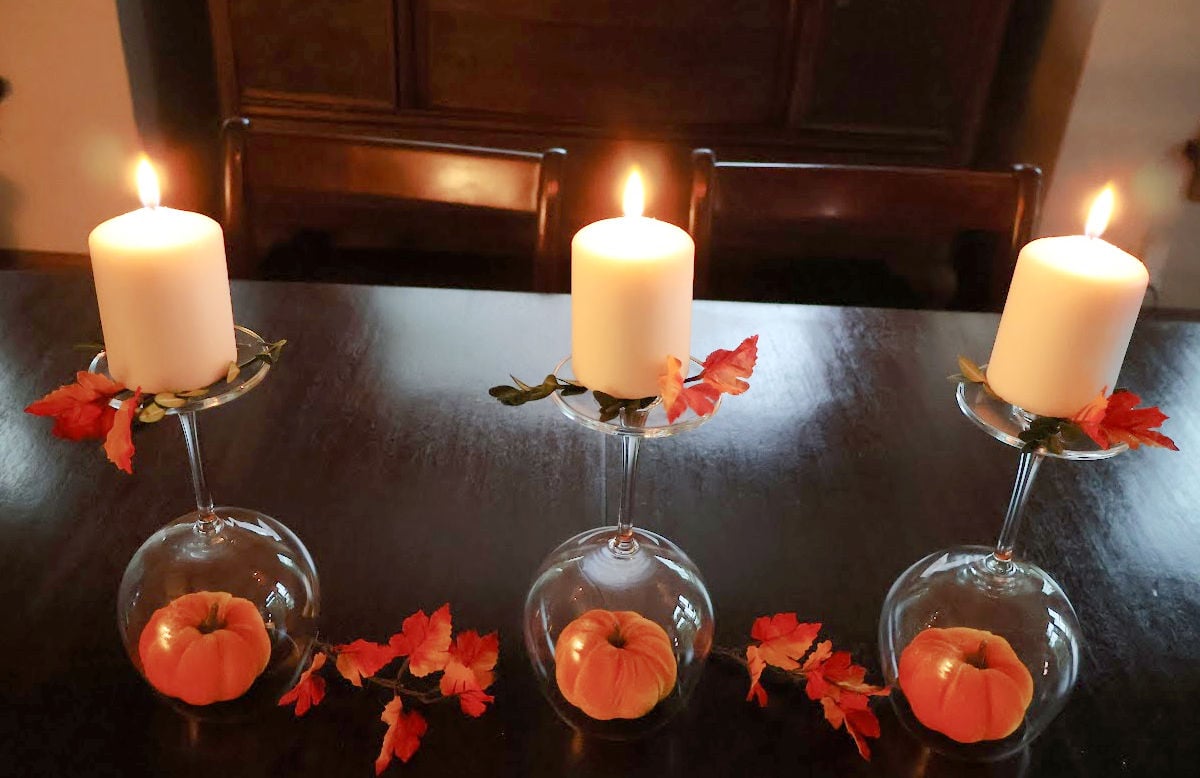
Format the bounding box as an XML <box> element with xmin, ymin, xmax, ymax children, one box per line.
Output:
<box><xmin>222</xmin><ymin>117</ymin><xmax>567</xmax><ymax>291</ymax></box>
<box><xmin>688</xmin><ymin>150</ymin><xmax>1041</xmax><ymax>310</ymax></box>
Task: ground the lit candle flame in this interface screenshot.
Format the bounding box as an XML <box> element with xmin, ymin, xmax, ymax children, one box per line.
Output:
<box><xmin>136</xmin><ymin>156</ymin><xmax>161</xmax><ymax>209</ymax></box>
<box><xmin>1085</xmin><ymin>185</ymin><xmax>1114</xmax><ymax>239</ymax></box>
<box><xmin>622</xmin><ymin>169</ymin><xmax>644</xmax><ymax>218</ymax></box>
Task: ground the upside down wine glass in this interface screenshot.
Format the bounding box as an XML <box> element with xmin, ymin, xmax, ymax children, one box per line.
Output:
<box><xmin>523</xmin><ymin>356</ymin><xmax>717</xmax><ymax>739</ymax></box>
<box><xmin>878</xmin><ymin>378</ymin><xmax>1126</xmax><ymax>761</ymax></box>
<box><xmin>92</xmin><ymin>327</ymin><xmax>321</xmax><ymax>719</ymax></box>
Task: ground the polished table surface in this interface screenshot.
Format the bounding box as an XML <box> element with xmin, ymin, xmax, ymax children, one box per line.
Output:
<box><xmin>2</xmin><ymin>271</ymin><xmax>1197</xmax><ymax>777</ymax></box>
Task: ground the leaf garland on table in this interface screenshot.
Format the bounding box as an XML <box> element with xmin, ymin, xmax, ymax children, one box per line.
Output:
<box><xmin>713</xmin><ymin>613</ymin><xmax>889</xmax><ymax>761</ymax></box>
<box><xmin>952</xmin><ymin>355</ymin><xmax>1177</xmax><ymax>454</ymax></box>
<box><xmin>278</xmin><ymin>604</ymin><xmax>499</xmax><ymax>775</ymax></box>
<box><xmin>489</xmin><ymin>335</ymin><xmax>759</xmax><ymax>423</ymax></box>
<box><xmin>24</xmin><ymin>338</ymin><xmax>286</xmax><ymax>473</ymax></box>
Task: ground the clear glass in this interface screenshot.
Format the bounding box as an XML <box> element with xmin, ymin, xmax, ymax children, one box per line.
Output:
<box><xmin>93</xmin><ymin>328</ymin><xmax>320</xmax><ymax>719</ymax></box>
<box><xmin>525</xmin><ymin>358</ymin><xmax>716</xmax><ymax>739</ymax></box>
<box><xmin>878</xmin><ymin>379</ymin><xmax>1126</xmax><ymax>760</ymax></box>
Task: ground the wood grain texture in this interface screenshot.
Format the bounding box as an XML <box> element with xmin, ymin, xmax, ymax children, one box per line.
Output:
<box><xmin>2</xmin><ymin>272</ymin><xmax>1197</xmax><ymax>776</ymax></box>
<box><xmin>207</xmin><ymin>0</ymin><xmax>1018</xmax><ymax>168</ymax></box>
<box><xmin>687</xmin><ymin>153</ymin><xmax>1041</xmax><ymax>310</ymax></box>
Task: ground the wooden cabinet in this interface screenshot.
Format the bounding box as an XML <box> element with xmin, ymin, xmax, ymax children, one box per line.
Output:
<box><xmin>207</xmin><ymin>0</ymin><xmax>1016</xmax><ymax>229</ymax></box>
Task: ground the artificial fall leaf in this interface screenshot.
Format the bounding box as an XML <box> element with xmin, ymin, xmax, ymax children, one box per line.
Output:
<box><xmin>375</xmin><ymin>697</ymin><xmax>428</xmax><ymax>775</ymax></box>
<box><xmin>701</xmin><ymin>334</ymin><xmax>758</xmax><ymax>395</ymax></box>
<box><xmin>843</xmin><ymin>706</ymin><xmax>882</xmax><ymax>761</ymax></box>
<box><xmin>750</xmin><ymin>614</ymin><xmax>821</xmax><ymax>671</ymax></box>
<box><xmin>444</xmin><ymin>630</ymin><xmax>499</xmax><ymax>690</ymax></box>
<box><xmin>740</xmin><ymin>624</ymin><xmax>887</xmax><ymax>762</ymax></box>
<box><xmin>278</xmin><ymin>652</ymin><xmax>327</xmax><ymax>716</ymax></box>
<box><xmin>811</xmin><ymin>650</ymin><xmax>889</xmax><ymax>697</ymax></box>
<box><xmin>659</xmin><ymin>357</ymin><xmax>687</xmax><ymax>421</ymax></box>
<box><xmin>25</xmin><ymin>371</ymin><xmax>124</xmax><ymax>441</ymax></box>
<box><xmin>103</xmin><ymin>389</ymin><xmax>141</xmax><ymax>474</ymax></box>
<box><xmin>800</xmin><ymin>639</ymin><xmax>833</xmax><ymax>673</ymax></box>
<box><xmin>1073</xmin><ymin>390</ymin><xmax>1178</xmax><ymax>451</ymax></box>
<box><xmin>803</xmin><ymin>649</ymin><xmax>888</xmax><ymax>760</ymax></box>
<box><xmin>439</xmin><ymin>660</ymin><xmax>496</xmax><ymax>718</ymax></box>
<box><xmin>659</xmin><ymin>356</ymin><xmax>722</xmax><ymax>423</ymax></box>
<box><xmin>388</xmin><ymin>604</ymin><xmax>452</xmax><ymax>677</ymax></box>
<box><xmin>745</xmin><ymin>644</ymin><xmax>768</xmax><ymax>707</ymax></box>
<box><xmin>334</xmin><ymin>639</ymin><xmax>397</xmax><ymax>687</ymax></box>
<box><xmin>439</xmin><ymin>630</ymin><xmax>499</xmax><ymax>717</ymax></box>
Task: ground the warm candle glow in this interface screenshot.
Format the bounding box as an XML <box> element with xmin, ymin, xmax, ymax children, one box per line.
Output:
<box><xmin>136</xmin><ymin>156</ymin><xmax>161</xmax><ymax>209</ymax></box>
<box><xmin>622</xmin><ymin>170</ymin><xmax>644</xmax><ymax>218</ymax></box>
<box><xmin>1085</xmin><ymin>185</ymin><xmax>1114</xmax><ymax>239</ymax></box>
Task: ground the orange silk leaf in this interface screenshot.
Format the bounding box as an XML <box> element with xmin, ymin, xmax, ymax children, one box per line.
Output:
<box><xmin>334</xmin><ymin>639</ymin><xmax>397</xmax><ymax>687</ymax></box>
<box><xmin>388</xmin><ymin>604</ymin><xmax>452</xmax><ymax>677</ymax></box>
<box><xmin>278</xmin><ymin>652</ymin><xmax>327</xmax><ymax>716</ymax></box>
<box><xmin>375</xmin><ymin>697</ymin><xmax>428</xmax><ymax>774</ymax></box>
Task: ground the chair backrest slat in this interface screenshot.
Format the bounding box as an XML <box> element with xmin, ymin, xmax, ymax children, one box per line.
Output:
<box><xmin>689</xmin><ymin>149</ymin><xmax>1041</xmax><ymax>310</ymax></box>
<box><xmin>222</xmin><ymin>118</ymin><xmax>568</xmax><ymax>291</ymax></box>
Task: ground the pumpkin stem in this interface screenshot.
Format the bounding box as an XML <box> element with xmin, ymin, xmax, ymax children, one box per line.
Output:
<box><xmin>607</xmin><ymin>627</ymin><xmax>627</xmax><ymax>649</ymax></box>
<box><xmin>964</xmin><ymin>640</ymin><xmax>989</xmax><ymax>669</ymax></box>
<box><xmin>197</xmin><ymin>602</ymin><xmax>224</xmax><ymax>634</ymax></box>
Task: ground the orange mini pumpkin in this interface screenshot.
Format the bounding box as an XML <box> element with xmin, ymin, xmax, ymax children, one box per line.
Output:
<box><xmin>138</xmin><ymin>590</ymin><xmax>272</xmax><ymax>706</ymax></box>
<box><xmin>554</xmin><ymin>609</ymin><xmax>677</xmax><ymax>720</ymax></box>
<box><xmin>898</xmin><ymin>626</ymin><xmax>1034</xmax><ymax>743</ymax></box>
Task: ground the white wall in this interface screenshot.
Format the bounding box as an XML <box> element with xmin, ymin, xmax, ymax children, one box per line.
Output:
<box><xmin>1040</xmin><ymin>0</ymin><xmax>1200</xmax><ymax>309</ymax></box>
<box><xmin>0</xmin><ymin>0</ymin><xmax>142</xmax><ymax>253</ymax></box>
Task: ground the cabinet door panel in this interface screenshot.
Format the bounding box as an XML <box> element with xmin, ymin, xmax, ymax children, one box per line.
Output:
<box><xmin>421</xmin><ymin>0</ymin><xmax>791</xmax><ymax>125</ymax></box>
<box><xmin>227</xmin><ymin>0</ymin><xmax>396</xmax><ymax>108</ymax></box>
<box><xmin>796</xmin><ymin>0</ymin><xmax>1010</xmax><ymax>144</ymax></box>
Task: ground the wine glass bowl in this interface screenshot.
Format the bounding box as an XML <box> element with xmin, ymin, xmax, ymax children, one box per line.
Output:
<box><xmin>878</xmin><ymin>546</ymin><xmax>1081</xmax><ymax>760</ymax></box>
<box><xmin>524</xmin><ymin>356</ymin><xmax>717</xmax><ymax>738</ymax></box>
<box><xmin>91</xmin><ymin>326</ymin><xmax>320</xmax><ymax>719</ymax></box>
<box><xmin>117</xmin><ymin>506</ymin><xmax>320</xmax><ymax>720</ymax></box>
<box><xmin>878</xmin><ymin>378</ymin><xmax>1118</xmax><ymax>760</ymax></box>
<box><xmin>523</xmin><ymin>526</ymin><xmax>713</xmax><ymax>739</ymax></box>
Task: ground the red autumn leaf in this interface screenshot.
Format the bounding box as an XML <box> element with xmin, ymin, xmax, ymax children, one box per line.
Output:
<box><xmin>750</xmin><ymin>613</ymin><xmax>821</xmax><ymax>671</ymax></box>
<box><xmin>659</xmin><ymin>357</ymin><xmax>722</xmax><ymax>424</ymax></box>
<box><xmin>682</xmin><ymin>382</ymin><xmax>721</xmax><ymax>417</ymax></box>
<box><xmin>103</xmin><ymin>389</ymin><xmax>141</xmax><ymax>474</ymax></box>
<box><xmin>334</xmin><ymin>639</ymin><xmax>397</xmax><ymax>687</ymax></box>
<box><xmin>808</xmin><ymin>650</ymin><xmax>889</xmax><ymax>699</ymax></box>
<box><xmin>701</xmin><ymin>334</ymin><xmax>758</xmax><ymax>395</ymax></box>
<box><xmin>439</xmin><ymin>660</ymin><xmax>496</xmax><ymax>718</ymax></box>
<box><xmin>388</xmin><ymin>604</ymin><xmax>452</xmax><ymax>677</ymax></box>
<box><xmin>1072</xmin><ymin>391</ymin><xmax>1108</xmax><ymax>435</ymax></box>
<box><xmin>445</xmin><ymin>630</ymin><xmax>499</xmax><ymax>690</ymax></box>
<box><xmin>745</xmin><ymin>644</ymin><xmax>768</xmax><ymax>707</ymax></box>
<box><xmin>278</xmin><ymin>651</ymin><xmax>327</xmax><ymax>716</ymax></box>
<box><xmin>843</xmin><ymin>707</ymin><xmax>881</xmax><ymax>760</ymax></box>
<box><xmin>659</xmin><ymin>356</ymin><xmax>687</xmax><ymax>423</ymax></box>
<box><xmin>26</xmin><ymin>371</ymin><xmax>125</xmax><ymax>441</ymax></box>
<box><xmin>800</xmin><ymin>639</ymin><xmax>833</xmax><ymax>673</ymax></box>
<box><xmin>802</xmin><ymin>647</ymin><xmax>888</xmax><ymax>761</ymax></box>
<box><xmin>1073</xmin><ymin>389</ymin><xmax>1178</xmax><ymax>451</ymax></box>
<box><xmin>375</xmin><ymin>697</ymin><xmax>428</xmax><ymax>774</ymax></box>
<box><xmin>439</xmin><ymin>630</ymin><xmax>499</xmax><ymax>717</ymax></box>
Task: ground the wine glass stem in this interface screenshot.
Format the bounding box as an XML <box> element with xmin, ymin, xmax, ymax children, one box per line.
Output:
<box><xmin>990</xmin><ymin>449</ymin><xmax>1044</xmax><ymax>573</ymax></box>
<box><xmin>611</xmin><ymin>406</ymin><xmax>648</xmax><ymax>555</ymax></box>
<box><xmin>616</xmin><ymin>432</ymin><xmax>641</xmax><ymax>548</ymax></box>
<box><xmin>178</xmin><ymin>410</ymin><xmax>219</xmax><ymax>527</ymax></box>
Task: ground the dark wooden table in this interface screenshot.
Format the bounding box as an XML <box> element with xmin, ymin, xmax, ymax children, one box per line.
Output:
<box><xmin>2</xmin><ymin>271</ymin><xmax>1197</xmax><ymax>777</ymax></box>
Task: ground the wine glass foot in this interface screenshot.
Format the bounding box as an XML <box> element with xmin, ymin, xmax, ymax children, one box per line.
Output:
<box><xmin>878</xmin><ymin>546</ymin><xmax>1081</xmax><ymax>761</ymax></box>
<box><xmin>523</xmin><ymin>526</ymin><xmax>714</xmax><ymax>740</ymax></box>
<box><xmin>117</xmin><ymin>506</ymin><xmax>320</xmax><ymax>721</ymax></box>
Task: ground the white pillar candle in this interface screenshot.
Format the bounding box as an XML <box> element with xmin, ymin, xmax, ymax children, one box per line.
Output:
<box><xmin>987</xmin><ymin>187</ymin><xmax>1148</xmax><ymax>418</ymax></box>
<box><xmin>572</xmin><ymin>171</ymin><xmax>693</xmax><ymax>399</ymax></box>
<box><xmin>89</xmin><ymin>158</ymin><xmax>236</xmax><ymax>394</ymax></box>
